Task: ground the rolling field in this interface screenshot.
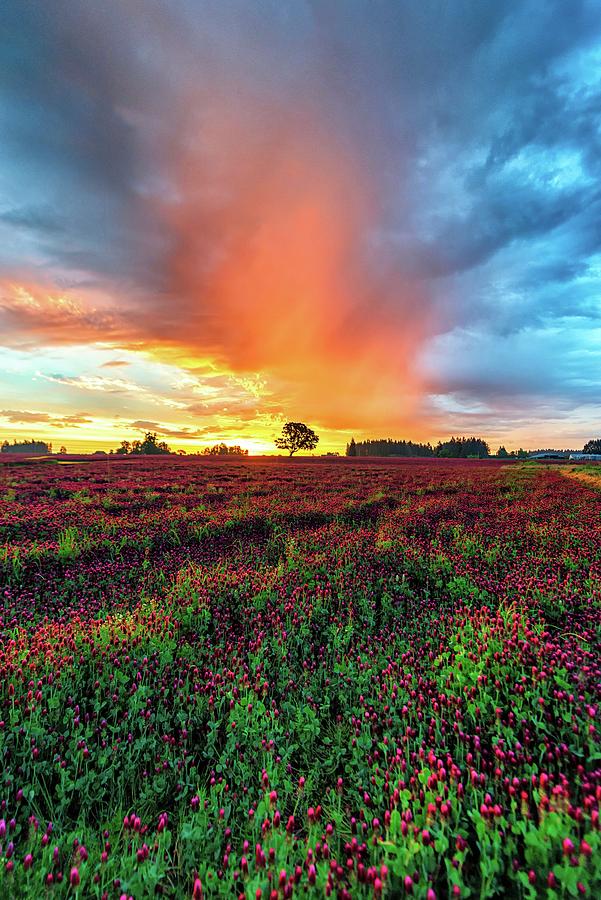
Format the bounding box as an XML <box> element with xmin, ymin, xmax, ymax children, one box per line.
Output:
<box><xmin>0</xmin><ymin>457</ymin><xmax>599</xmax><ymax>898</ymax></box>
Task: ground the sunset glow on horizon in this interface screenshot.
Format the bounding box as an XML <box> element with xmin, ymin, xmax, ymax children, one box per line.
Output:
<box><xmin>2</xmin><ymin>2</ymin><xmax>601</xmax><ymax>454</ymax></box>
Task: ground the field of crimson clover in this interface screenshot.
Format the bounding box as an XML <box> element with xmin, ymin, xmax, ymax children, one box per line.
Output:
<box><xmin>0</xmin><ymin>454</ymin><xmax>599</xmax><ymax>899</ymax></box>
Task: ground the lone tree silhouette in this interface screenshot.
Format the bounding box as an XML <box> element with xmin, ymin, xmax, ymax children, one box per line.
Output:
<box><xmin>275</xmin><ymin>422</ymin><xmax>319</xmax><ymax>456</ymax></box>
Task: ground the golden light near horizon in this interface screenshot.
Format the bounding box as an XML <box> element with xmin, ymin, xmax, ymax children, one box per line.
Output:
<box><xmin>1</xmin><ymin>3</ymin><xmax>601</xmax><ymax>454</ymax></box>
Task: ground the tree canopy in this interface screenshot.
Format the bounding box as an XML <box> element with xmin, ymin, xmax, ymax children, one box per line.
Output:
<box><xmin>115</xmin><ymin>433</ymin><xmax>171</xmax><ymax>455</ymax></box>
<box><xmin>583</xmin><ymin>439</ymin><xmax>601</xmax><ymax>453</ymax></box>
<box><xmin>202</xmin><ymin>443</ymin><xmax>248</xmax><ymax>456</ymax></box>
<box><xmin>345</xmin><ymin>436</ymin><xmax>492</xmax><ymax>458</ymax></box>
<box><xmin>434</xmin><ymin>436</ymin><xmax>490</xmax><ymax>458</ymax></box>
<box><xmin>1</xmin><ymin>438</ymin><xmax>51</xmax><ymax>454</ymax></box>
<box><xmin>275</xmin><ymin>422</ymin><xmax>319</xmax><ymax>456</ymax></box>
<box><xmin>347</xmin><ymin>438</ymin><xmax>433</xmax><ymax>457</ymax></box>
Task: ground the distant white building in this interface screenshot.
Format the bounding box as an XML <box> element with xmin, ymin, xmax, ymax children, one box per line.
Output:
<box><xmin>569</xmin><ymin>453</ymin><xmax>601</xmax><ymax>461</ymax></box>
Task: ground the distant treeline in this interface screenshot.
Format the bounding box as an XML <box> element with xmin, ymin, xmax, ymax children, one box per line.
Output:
<box><xmin>346</xmin><ymin>438</ymin><xmax>434</xmax><ymax>457</ymax></box>
<box><xmin>346</xmin><ymin>436</ymin><xmax>493</xmax><ymax>458</ymax></box>
<box><xmin>116</xmin><ymin>433</ymin><xmax>170</xmax><ymax>455</ymax></box>
<box><xmin>529</xmin><ymin>441</ymin><xmax>601</xmax><ymax>456</ymax></box>
<box><xmin>113</xmin><ymin>435</ymin><xmax>249</xmax><ymax>456</ymax></box>
<box><xmin>1</xmin><ymin>439</ymin><xmax>51</xmax><ymax>454</ymax></box>
<box><xmin>202</xmin><ymin>443</ymin><xmax>248</xmax><ymax>456</ymax></box>
<box><xmin>434</xmin><ymin>436</ymin><xmax>491</xmax><ymax>458</ymax></box>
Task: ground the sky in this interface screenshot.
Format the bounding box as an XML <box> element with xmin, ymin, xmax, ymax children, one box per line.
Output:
<box><xmin>1</xmin><ymin>0</ymin><xmax>601</xmax><ymax>454</ymax></box>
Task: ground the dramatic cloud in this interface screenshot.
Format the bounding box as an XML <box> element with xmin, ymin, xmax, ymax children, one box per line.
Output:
<box><xmin>0</xmin><ymin>410</ymin><xmax>92</xmax><ymax>427</ymax></box>
<box><xmin>0</xmin><ymin>282</ymin><xmax>128</xmax><ymax>348</ymax></box>
<box><xmin>0</xmin><ymin>410</ymin><xmax>53</xmax><ymax>425</ymax></box>
<box><xmin>1</xmin><ymin>1</ymin><xmax>601</xmax><ymax>449</ymax></box>
<box><xmin>130</xmin><ymin>420</ymin><xmax>208</xmax><ymax>439</ymax></box>
<box><xmin>38</xmin><ymin>373</ymin><xmax>145</xmax><ymax>394</ymax></box>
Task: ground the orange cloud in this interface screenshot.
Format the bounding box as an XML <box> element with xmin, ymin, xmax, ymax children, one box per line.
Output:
<box><xmin>0</xmin><ymin>90</ymin><xmax>442</xmax><ymax>441</ymax></box>
<box><xmin>152</xmin><ymin>88</ymin><xmax>436</xmax><ymax>433</ymax></box>
<box><xmin>0</xmin><ymin>280</ymin><xmax>148</xmax><ymax>357</ymax></box>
